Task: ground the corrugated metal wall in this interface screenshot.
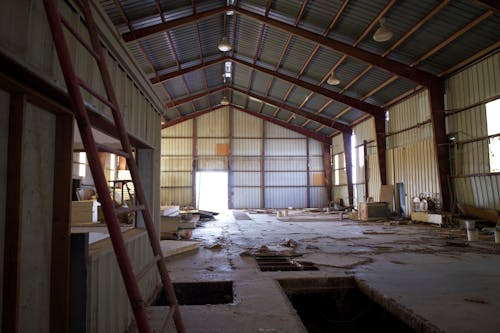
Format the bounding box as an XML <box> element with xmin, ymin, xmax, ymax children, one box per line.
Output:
<box><xmin>88</xmin><ymin>233</ymin><xmax>158</xmax><ymax>333</ymax></box>
<box><xmin>446</xmin><ymin>51</ymin><xmax>500</xmax><ymax>210</ymax></box>
<box><xmin>231</xmin><ymin>110</ymin><xmax>263</xmax><ymax>208</ymax></box>
<box><xmin>0</xmin><ymin>0</ymin><xmax>163</xmax><ymax>147</ymax></box>
<box><xmin>161</xmin><ymin>108</ymin><xmax>328</xmax><ymax>208</ymax></box>
<box><xmin>161</xmin><ymin>119</ymin><xmax>194</xmax><ymax>205</ymax></box>
<box><xmin>331</xmin><ymin>134</ymin><xmax>348</xmax><ymax>203</ymax></box>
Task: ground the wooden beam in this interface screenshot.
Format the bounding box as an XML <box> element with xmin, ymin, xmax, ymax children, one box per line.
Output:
<box><xmin>2</xmin><ymin>93</ymin><xmax>26</xmax><ymax>333</ymax></box>
<box><xmin>50</xmin><ymin>113</ymin><xmax>74</xmax><ymax>333</ymax></box>
<box><xmin>232</xmin><ymin>58</ymin><xmax>386</xmax><ymax>117</ymax></box>
<box><xmin>232</xmin><ymin>105</ymin><xmax>332</xmax><ymax>144</ymax></box>
<box><xmin>122</xmin><ymin>6</ymin><xmax>229</xmax><ymax>42</ymax></box>
<box><xmin>429</xmin><ymin>80</ymin><xmax>451</xmax><ymax>211</ymax></box>
<box><xmin>322</xmin><ymin>142</ymin><xmax>333</xmax><ymax>203</ymax></box>
<box><xmin>235</xmin><ymin>7</ymin><xmax>438</xmax><ymax>87</ymax></box>
<box><xmin>342</xmin><ymin>132</ymin><xmax>354</xmax><ymax>206</ymax></box>
<box><xmin>232</xmin><ymin>86</ymin><xmax>352</xmax><ymax>133</ymax></box>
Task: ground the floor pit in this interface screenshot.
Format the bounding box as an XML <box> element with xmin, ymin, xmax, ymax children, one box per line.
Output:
<box><xmin>279</xmin><ymin>277</ymin><xmax>415</xmax><ymax>333</ymax></box>
<box><xmin>154</xmin><ymin>281</ymin><xmax>233</xmax><ymax>306</ymax></box>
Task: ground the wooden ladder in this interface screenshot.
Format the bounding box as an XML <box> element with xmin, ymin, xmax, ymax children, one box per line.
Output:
<box><xmin>42</xmin><ymin>0</ymin><xmax>185</xmax><ymax>332</ymax></box>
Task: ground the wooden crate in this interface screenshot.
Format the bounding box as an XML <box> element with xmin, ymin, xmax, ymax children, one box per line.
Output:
<box><xmin>359</xmin><ymin>202</ymin><xmax>389</xmax><ymax>221</ymax></box>
<box><xmin>71</xmin><ymin>200</ymin><xmax>94</xmax><ymax>224</ymax></box>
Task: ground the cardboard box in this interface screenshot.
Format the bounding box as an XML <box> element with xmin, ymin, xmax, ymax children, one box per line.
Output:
<box><xmin>358</xmin><ymin>202</ymin><xmax>389</xmax><ymax>221</ymax></box>
<box><xmin>71</xmin><ymin>200</ymin><xmax>94</xmax><ymax>224</ymax></box>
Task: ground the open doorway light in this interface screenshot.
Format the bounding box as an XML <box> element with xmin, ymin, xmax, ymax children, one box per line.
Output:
<box><xmin>486</xmin><ymin>99</ymin><xmax>500</xmax><ymax>172</ymax></box>
<box><xmin>196</xmin><ymin>171</ymin><xmax>228</xmax><ymax>213</ymax></box>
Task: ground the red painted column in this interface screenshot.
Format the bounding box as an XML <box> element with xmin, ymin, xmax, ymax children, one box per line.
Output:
<box><xmin>342</xmin><ymin>132</ymin><xmax>354</xmax><ymax>206</ymax></box>
<box><xmin>429</xmin><ymin>79</ymin><xmax>451</xmax><ymax>211</ymax></box>
<box><xmin>322</xmin><ymin>142</ymin><xmax>333</xmax><ymax>203</ymax></box>
<box><xmin>374</xmin><ymin>115</ymin><xmax>387</xmax><ymax>186</ymax></box>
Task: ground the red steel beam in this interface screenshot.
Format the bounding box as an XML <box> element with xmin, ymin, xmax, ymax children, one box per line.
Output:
<box><xmin>429</xmin><ymin>79</ymin><xmax>451</xmax><ymax>211</ymax></box>
<box><xmin>166</xmin><ymin>86</ymin><xmax>225</xmax><ymax>108</ymax></box>
<box><xmin>151</xmin><ymin>57</ymin><xmax>226</xmax><ymax>84</ymax></box>
<box><xmin>123</xmin><ymin>6</ymin><xmax>229</xmax><ymax>42</ymax></box>
<box><xmin>233</xmin><ymin>86</ymin><xmax>351</xmax><ymax>133</ymax></box>
<box><xmin>232</xmin><ymin>57</ymin><xmax>385</xmax><ymax>116</ymax></box>
<box><xmin>322</xmin><ymin>142</ymin><xmax>333</xmax><ymax>203</ymax></box>
<box><xmin>374</xmin><ymin>115</ymin><xmax>387</xmax><ymax>186</ymax></box>
<box><xmin>232</xmin><ymin>105</ymin><xmax>332</xmax><ymax>144</ymax></box>
<box><xmin>162</xmin><ymin>106</ymin><xmax>219</xmax><ymax>128</ymax></box>
<box><xmin>342</xmin><ymin>132</ymin><xmax>354</xmax><ymax>205</ymax></box>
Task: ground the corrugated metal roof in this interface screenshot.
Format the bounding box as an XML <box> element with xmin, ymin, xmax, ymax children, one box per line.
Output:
<box><xmin>99</xmin><ymin>0</ymin><xmax>500</xmax><ymax>132</ymax></box>
<box><xmin>280</xmin><ymin>36</ymin><xmax>317</xmax><ymax>75</ymax></box>
<box><xmin>234</xmin><ymin>15</ymin><xmax>262</xmax><ymax>59</ymax></box>
<box><xmin>258</xmin><ymin>26</ymin><xmax>290</xmax><ymax>66</ymax></box>
<box><xmin>328</xmin><ymin>0</ymin><xmax>387</xmax><ymax>45</ymax></box>
<box><xmin>163</xmin><ymin>77</ymin><xmax>187</xmax><ymax>99</ymax></box>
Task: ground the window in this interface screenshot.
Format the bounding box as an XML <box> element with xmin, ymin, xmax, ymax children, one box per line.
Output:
<box><xmin>78</xmin><ymin>152</ymin><xmax>86</xmax><ymax>178</ymax></box>
<box><xmin>486</xmin><ymin>99</ymin><xmax>500</xmax><ymax>172</ymax></box>
<box><xmin>334</xmin><ymin>154</ymin><xmax>340</xmax><ymax>185</ymax></box>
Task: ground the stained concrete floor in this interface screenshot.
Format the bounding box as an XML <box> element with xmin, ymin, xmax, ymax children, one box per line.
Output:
<box><xmin>164</xmin><ymin>210</ymin><xmax>500</xmax><ymax>333</ymax></box>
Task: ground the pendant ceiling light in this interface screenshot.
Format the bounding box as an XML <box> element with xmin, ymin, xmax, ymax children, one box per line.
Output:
<box><xmin>218</xmin><ymin>12</ymin><xmax>232</xmax><ymax>52</ymax></box>
<box><xmin>373</xmin><ymin>18</ymin><xmax>393</xmax><ymax>42</ymax></box>
<box><xmin>220</xmin><ymin>95</ymin><xmax>230</xmax><ymax>106</ymax></box>
<box><xmin>326</xmin><ymin>71</ymin><xmax>340</xmax><ymax>86</ymax></box>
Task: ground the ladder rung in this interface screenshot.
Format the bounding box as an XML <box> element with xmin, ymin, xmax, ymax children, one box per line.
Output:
<box><xmin>135</xmin><ymin>255</ymin><xmax>162</xmax><ymax>282</ymax></box>
<box><xmin>145</xmin><ymin>305</ymin><xmax>178</xmax><ymax>332</ymax></box>
<box><xmin>161</xmin><ymin>305</ymin><xmax>178</xmax><ymax>332</ymax></box>
<box><xmin>115</xmin><ymin>205</ymin><xmax>145</xmax><ymax>216</ymax></box>
<box><xmin>95</xmin><ymin>143</ymin><xmax>129</xmax><ymax>158</ymax></box>
<box><xmin>77</xmin><ymin>78</ymin><xmax>117</xmax><ymax>111</ymax></box>
<box><xmin>60</xmin><ymin>17</ymin><xmax>99</xmax><ymax>60</ymax></box>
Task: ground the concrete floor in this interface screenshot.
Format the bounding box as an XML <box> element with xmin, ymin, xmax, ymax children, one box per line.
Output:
<box><xmin>164</xmin><ymin>210</ymin><xmax>500</xmax><ymax>333</ymax></box>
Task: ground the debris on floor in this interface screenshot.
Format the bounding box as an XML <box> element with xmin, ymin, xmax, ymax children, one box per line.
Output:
<box><xmin>299</xmin><ymin>253</ymin><xmax>373</xmax><ymax>269</ymax></box>
<box><xmin>463</xmin><ymin>296</ymin><xmax>489</xmax><ymax>304</ymax></box>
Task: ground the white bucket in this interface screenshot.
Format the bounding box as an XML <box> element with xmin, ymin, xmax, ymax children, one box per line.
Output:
<box><xmin>465</xmin><ymin>220</ymin><xmax>476</xmax><ymax>230</ymax></box>
<box><xmin>467</xmin><ymin>228</ymin><xmax>479</xmax><ymax>242</ymax></box>
<box><xmin>276</xmin><ymin>211</ymin><xmax>282</xmax><ymax>217</ymax></box>
<box><xmin>283</xmin><ymin>209</ymin><xmax>288</xmax><ymax>217</ymax></box>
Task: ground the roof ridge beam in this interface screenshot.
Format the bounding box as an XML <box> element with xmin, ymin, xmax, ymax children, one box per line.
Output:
<box><xmin>235</xmin><ymin>7</ymin><xmax>438</xmax><ymax>87</ymax></box>
<box><xmin>232</xmin><ymin>86</ymin><xmax>351</xmax><ymax>133</ymax></box>
<box><xmin>232</xmin><ymin>57</ymin><xmax>385</xmax><ymax>116</ymax></box>
<box><xmin>231</xmin><ymin>105</ymin><xmax>332</xmax><ymax>144</ymax></box>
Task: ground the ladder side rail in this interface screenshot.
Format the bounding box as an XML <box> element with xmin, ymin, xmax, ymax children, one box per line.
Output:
<box><xmin>42</xmin><ymin>1</ymin><xmax>152</xmax><ymax>332</ymax></box>
<box><xmin>78</xmin><ymin>2</ymin><xmax>185</xmax><ymax>331</ymax></box>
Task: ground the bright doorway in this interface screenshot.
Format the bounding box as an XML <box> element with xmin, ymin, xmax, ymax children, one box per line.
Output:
<box><xmin>195</xmin><ymin>171</ymin><xmax>228</xmax><ymax>213</ymax></box>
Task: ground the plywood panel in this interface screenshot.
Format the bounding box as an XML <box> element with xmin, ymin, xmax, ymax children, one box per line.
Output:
<box><xmin>312</xmin><ymin>173</ymin><xmax>325</xmax><ymax>186</ymax></box>
<box><xmin>19</xmin><ymin>104</ymin><xmax>56</xmax><ymax>333</ymax></box>
<box><xmin>0</xmin><ymin>89</ymin><xmax>10</xmax><ymax>330</ymax></box>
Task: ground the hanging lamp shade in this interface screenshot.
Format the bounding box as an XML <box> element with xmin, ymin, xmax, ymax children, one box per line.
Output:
<box><xmin>220</xmin><ymin>95</ymin><xmax>230</xmax><ymax>105</ymax></box>
<box><xmin>218</xmin><ymin>37</ymin><xmax>232</xmax><ymax>52</ymax></box>
<box><xmin>326</xmin><ymin>71</ymin><xmax>340</xmax><ymax>85</ymax></box>
<box><xmin>373</xmin><ymin>19</ymin><xmax>393</xmax><ymax>42</ymax></box>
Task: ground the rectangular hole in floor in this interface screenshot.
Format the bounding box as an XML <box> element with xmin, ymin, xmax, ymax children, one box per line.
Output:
<box><xmin>279</xmin><ymin>277</ymin><xmax>416</xmax><ymax>333</ymax></box>
<box><xmin>154</xmin><ymin>281</ymin><xmax>233</xmax><ymax>306</ymax></box>
<box><xmin>255</xmin><ymin>255</ymin><xmax>319</xmax><ymax>272</ymax></box>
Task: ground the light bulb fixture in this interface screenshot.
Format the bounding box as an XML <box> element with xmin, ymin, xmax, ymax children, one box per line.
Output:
<box><xmin>221</xmin><ymin>95</ymin><xmax>230</xmax><ymax>106</ymax></box>
<box><xmin>327</xmin><ymin>71</ymin><xmax>340</xmax><ymax>85</ymax></box>
<box><xmin>373</xmin><ymin>18</ymin><xmax>393</xmax><ymax>42</ymax></box>
<box><xmin>218</xmin><ymin>36</ymin><xmax>232</xmax><ymax>52</ymax></box>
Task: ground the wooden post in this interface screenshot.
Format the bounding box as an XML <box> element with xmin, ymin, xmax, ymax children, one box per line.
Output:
<box><xmin>2</xmin><ymin>93</ymin><xmax>26</xmax><ymax>333</ymax></box>
<box><xmin>228</xmin><ymin>107</ymin><xmax>233</xmax><ymax>209</ymax></box>
<box><xmin>50</xmin><ymin>113</ymin><xmax>74</xmax><ymax>333</ymax></box>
